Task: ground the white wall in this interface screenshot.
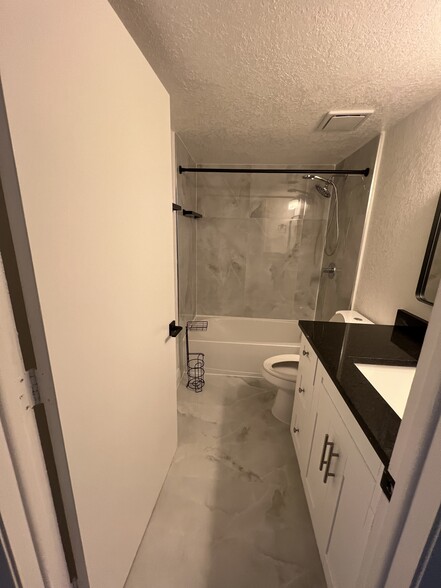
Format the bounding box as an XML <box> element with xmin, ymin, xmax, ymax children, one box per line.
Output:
<box><xmin>354</xmin><ymin>93</ymin><xmax>441</xmax><ymax>324</ymax></box>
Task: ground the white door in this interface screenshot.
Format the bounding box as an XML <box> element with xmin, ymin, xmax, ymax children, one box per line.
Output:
<box><xmin>0</xmin><ymin>2</ymin><xmax>177</xmax><ymax>587</ymax></box>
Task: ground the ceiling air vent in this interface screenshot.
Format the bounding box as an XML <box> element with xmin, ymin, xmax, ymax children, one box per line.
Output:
<box><xmin>319</xmin><ymin>110</ymin><xmax>374</xmax><ymax>132</ymax></box>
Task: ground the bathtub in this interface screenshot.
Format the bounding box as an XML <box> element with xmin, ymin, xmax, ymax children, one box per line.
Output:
<box><xmin>188</xmin><ymin>315</ymin><xmax>300</xmax><ymax>377</ymax></box>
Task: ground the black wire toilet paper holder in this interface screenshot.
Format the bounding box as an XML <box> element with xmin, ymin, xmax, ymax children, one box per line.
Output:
<box><xmin>186</xmin><ymin>320</ymin><xmax>208</xmax><ymax>393</ymax></box>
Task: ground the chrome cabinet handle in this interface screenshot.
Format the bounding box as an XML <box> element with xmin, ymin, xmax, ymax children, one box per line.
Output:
<box><xmin>292</xmin><ymin>427</ymin><xmax>299</xmax><ymax>433</ymax></box>
<box><xmin>323</xmin><ymin>442</ymin><xmax>339</xmax><ymax>484</ymax></box>
<box><xmin>302</xmin><ymin>349</ymin><xmax>309</xmax><ymax>357</ymax></box>
<box><xmin>319</xmin><ymin>434</ymin><xmax>330</xmax><ymax>471</ymax></box>
<box><xmin>298</xmin><ymin>386</ymin><xmax>305</xmax><ymax>394</ymax></box>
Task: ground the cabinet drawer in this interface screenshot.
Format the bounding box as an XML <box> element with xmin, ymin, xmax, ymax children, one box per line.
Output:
<box><xmin>291</xmin><ymin>407</ymin><xmax>317</xmax><ymax>476</ymax></box>
<box><xmin>291</xmin><ymin>334</ymin><xmax>318</xmax><ymax>474</ymax></box>
<box><xmin>295</xmin><ymin>334</ymin><xmax>318</xmax><ymax>414</ymax></box>
<box><xmin>298</xmin><ymin>334</ymin><xmax>318</xmax><ymax>388</ymax></box>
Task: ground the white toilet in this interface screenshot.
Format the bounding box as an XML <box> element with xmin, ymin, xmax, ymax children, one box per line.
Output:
<box><xmin>262</xmin><ymin>310</ymin><xmax>373</xmax><ymax>424</ymax></box>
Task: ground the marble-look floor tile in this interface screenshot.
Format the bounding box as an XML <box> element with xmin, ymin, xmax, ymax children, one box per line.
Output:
<box><xmin>125</xmin><ymin>375</ymin><xmax>326</xmax><ymax>588</ymax></box>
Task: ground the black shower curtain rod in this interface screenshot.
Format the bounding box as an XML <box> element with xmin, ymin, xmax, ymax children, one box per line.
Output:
<box><xmin>178</xmin><ymin>166</ymin><xmax>370</xmax><ymax>177</ymax></box>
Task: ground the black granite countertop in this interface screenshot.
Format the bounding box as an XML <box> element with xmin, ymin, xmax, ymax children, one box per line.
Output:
<box><xmin>298</xmin><ymin>320</ymin><xmax>425</xmax><ymax>466</ymax></box>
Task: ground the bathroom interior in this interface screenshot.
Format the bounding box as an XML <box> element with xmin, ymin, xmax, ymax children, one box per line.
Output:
<box><xmin>154</xmin><ymin>135</ymin><xmax>384</xmax><ymax>588</ymax></box>
<box><xmin>1</xmin><ymin>2</ymin><xmax>441</xmax><ymax>588</ymax></box>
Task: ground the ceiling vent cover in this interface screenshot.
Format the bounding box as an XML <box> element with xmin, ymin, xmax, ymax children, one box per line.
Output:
<box><xmin>319</xmin><ymin>110</ymin><xmax>374</xmax><ymax>132</ymax></box>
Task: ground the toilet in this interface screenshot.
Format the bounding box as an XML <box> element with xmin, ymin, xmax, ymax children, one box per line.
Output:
<box><xmin>262</xmin><ymin>310</ymin><xmax>373</xmax><ymax>423</ymax></box>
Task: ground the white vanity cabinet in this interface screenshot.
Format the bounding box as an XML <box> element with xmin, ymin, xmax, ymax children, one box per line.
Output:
<box><xmin>291</xmin><ymin>343</ymin><xmax>383</xmax><ymax>588</ymax></box>
<box><xmin>290</xmin><ymin>334</ymin><xmax>318</xmax><ymax>475</ymax></box>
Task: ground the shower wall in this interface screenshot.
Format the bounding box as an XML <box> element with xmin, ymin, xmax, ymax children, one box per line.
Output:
<box><xmin>175</xmin><ymin>135</ymin><xmax>197</xmax><ymax>373</ymax></box>
<box><xmin>196</xmin><ymin>167</ymin><xmax>330</xmax><ymax>319</ymax></box>
<box><xmin>315</xmin><ymin>135</ymin><xmax>380</xmax><ymax>320</ymax></box>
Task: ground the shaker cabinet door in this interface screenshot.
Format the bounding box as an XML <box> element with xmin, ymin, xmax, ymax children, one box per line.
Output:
<box><xmin>304</xmin><ymin>386</ymin><xmax>346</xmax><ymax>554</ymax></box>
<box><xmin>324</xmin><ymin>406</ymin><xmax>376</xmax><ymax>587</ymax></box>
<box><xmin>311</xmin><ymin>375</ymin><xmax>377</xmax><ymax>588</ymax></box>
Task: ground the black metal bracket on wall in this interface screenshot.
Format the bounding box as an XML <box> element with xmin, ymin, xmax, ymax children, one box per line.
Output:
<box><xmin>183</xmin><ymin>209</ymin><xmax>202</xmax><ymax>219</ymax></box>
<box><xmin>380</xmin><ymin>468</ymin><xmax>395</xmax><ymax>501</ymax></box>
<box><xmin>169</xmin><ymin>320</ymin><xmax>183</xmax><ymax>338</ymax></box>
<box><xmin>172</xmin><ymin>202</ymin><xmax>203</xmax><ymax>219</ymax></box>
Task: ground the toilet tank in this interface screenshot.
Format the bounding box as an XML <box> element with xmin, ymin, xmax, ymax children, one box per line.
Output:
<box><xmin>330</xmin><ymin>310</ymin><xmax>374</xmax><ymax>324</ymax></box>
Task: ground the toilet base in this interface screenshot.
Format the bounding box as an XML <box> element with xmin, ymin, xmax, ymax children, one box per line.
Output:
<box><xmin>271</xmin><ymin>387</ymin><xmax>294</xmax><ymax>424</ymax></box>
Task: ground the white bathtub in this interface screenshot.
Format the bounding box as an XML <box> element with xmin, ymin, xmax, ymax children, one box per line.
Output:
<box><xmin>188</xmin><ymin>315</ymin><xmax>300</xmax><ymax>377</ymax></box>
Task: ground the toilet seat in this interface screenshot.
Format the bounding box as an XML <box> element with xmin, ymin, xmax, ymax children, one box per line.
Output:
<box><xmin>262</xmin><ymin>354</ymin><xmax>300</xmax><ymax>382</ymax></box>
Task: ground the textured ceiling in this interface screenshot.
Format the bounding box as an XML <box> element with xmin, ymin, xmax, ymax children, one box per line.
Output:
<box><xmin>109</xmin><ymin>0</ymin><xmax>441</xmax><ymax>164</ymax></box>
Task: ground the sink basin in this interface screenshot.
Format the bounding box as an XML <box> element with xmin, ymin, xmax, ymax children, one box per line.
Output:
<box><xmin>355</xmin><ymin>363</ymin><xmax>416</xmax><ymax>418</ymax></box>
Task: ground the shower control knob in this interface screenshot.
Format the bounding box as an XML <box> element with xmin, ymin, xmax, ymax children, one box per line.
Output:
<box><xmin>293</xmin><ymin>427</ymin><xmax>299</xmax><ymax>433</ymax></box>
<box><xmin>298</xmin><ymin>387</ymin><xmax>305</xmax><ymax>394</ymax></box>
<box><xmin>302</xmin><ymin>350</ymin><xmax>309</xmax><ymax>357</ymax></box>
<box><xmin>322</xmin><ymin>263</ymin><xmax>337</xmax><ymax>279</ymax></box>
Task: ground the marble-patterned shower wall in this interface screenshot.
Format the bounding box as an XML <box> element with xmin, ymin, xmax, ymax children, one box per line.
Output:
<box><xmin>175</xmin><ymin>135</ymin><xmax>197</xmax><ymax>374</ymax></box>
<box><xmin>315</xmin><ymin>136</ymin><xmax>380</xmax><ymax>320</ymax></box>
<box><xmin>196</xmin><ymin>166</ymin><xmax>330</xmax><ymax>319</ymax></box>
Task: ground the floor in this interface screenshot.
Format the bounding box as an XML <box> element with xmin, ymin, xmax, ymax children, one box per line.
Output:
<box><xmin>125</xmin><ymin>375</ymin><xmax>326</xmax><ymax>588</ymax></box>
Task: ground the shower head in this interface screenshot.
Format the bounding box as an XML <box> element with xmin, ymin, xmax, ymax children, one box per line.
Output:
<box><xmin>315</xmin><ymin>184</ymin><xmax>332</xmax><ymax>198</ymax></box>
<box><xmin>303</xmin><ymin>174</ymin><xmax>333</xmax><ymax>198</ymax></box>
<box><xmin>304</xmin><ymin>174</ymin><xmax>341</xmax><ymax>255</ymax></box>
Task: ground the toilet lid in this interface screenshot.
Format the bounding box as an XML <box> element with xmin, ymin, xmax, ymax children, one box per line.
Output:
<box><xmin>263</xmin><ymin>354</ymin><xmax>300</xmax><ymax>382</ymax></box>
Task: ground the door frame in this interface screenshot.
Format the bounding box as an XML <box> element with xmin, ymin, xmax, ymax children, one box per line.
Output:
<box><xmin>0</xmin><ymin>253</ymin><xmax>70</xmax><ymax>587</ymax></box>
<box><xmin>0</xmin><ymin>85</ymin><xmax>87</xmax><ymax>587</ymax></box>
<box><xmin>360</xmin><ymin>284</ymin><xmax>441</xmax><ymax>587</ymax></box>
<box><xmin>0</xmin><ymin>416</ymin><xmax>43</xmax><ymax>588</ymax></box>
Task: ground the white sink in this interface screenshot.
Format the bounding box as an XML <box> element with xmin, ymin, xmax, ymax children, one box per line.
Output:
<box><xmin>355</xmin><ymin>363</ymin><xmax>416</xmax><ymax>418</ymax></box>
